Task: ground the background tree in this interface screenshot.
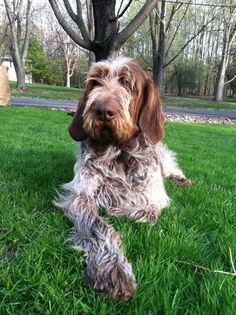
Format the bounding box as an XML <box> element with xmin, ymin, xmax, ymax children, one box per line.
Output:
<box><xmin>150</xmin><ymin>0</ymin><xmax>215</xmax><ymax>93</ymax></box>
<box><xmin>226</xmin><ymin>55</ymin><xmax>236</xmax><ymax>97</ymax></box>
<box><xmin>27</xmin><ymin>35</ymin><xmax>51</xmax><ymax>84</ymax></box>
<box><xmin>213</xmin><ymin>1</ymin><xmax>236</xmax><ymax>102</ymax></box>
<box><xmin>49</xmin><ymin>0</ymin><xmax>159</xmax><ymax>61</ymax></box>
<box><xmin>30</xmin><ymin>3</ymin><xmax>87</xmax><ymax>87</ymax></box>
<box><xmin>2</xmin><ymin>0</ymin><xmax>236</xmax><ymax>100</ymax></box>
<box><xmin>56</xmin><ymin>30</ymin><xmax>80</xmax><ymax>88</ymax></box>
<box><xmin>0</xmin><ymin>6</ymin><xmax>10</xmax><ymax>62</ymax></box>
<box><xmin>3</xmin><ymin>0</ymin><xmax>33</xmax><ymax>89</ymax></box>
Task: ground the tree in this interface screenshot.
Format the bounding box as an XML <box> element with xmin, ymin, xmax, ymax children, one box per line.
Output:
<box><xmin>56</xmin><ymin>30</ymin><xmax>80</xmax><ymax>88</ymax></box>
<box><xmin>3</xmin><ymin>0</ymin><xmax>33</xmax><ymax>89</ymax></box>
<box><xmin>49</xmin><ymin>0</ymin><xmax>158</xmax><ymax>61</ymax></box>
<box><xmin>226</xmin><ymin>56</ymin><xmax>236</xmax><ymax>96</ymax></box>
<box><xmin>173</xmin><ymin>58</ymin><xmax>204</xmax><ymax>96</ymax></box>
<box><xmin>27</xmin><ymin>35</ymin><xmax>51</xmax><ymax>83</ymax></box>
<box><xmin>150</xmin><ymin>0</ymin><xmax>215</xmax><ymax>92</ymax></box>
<box><xmin>0</xmin><ymin>7</ymin><xmax>10</xmax><ymax>62</ymax></box>
<box><xmin>213</xmin><ymin>3</ymin><xmax>236</xmax><ymax>102</ymax></box>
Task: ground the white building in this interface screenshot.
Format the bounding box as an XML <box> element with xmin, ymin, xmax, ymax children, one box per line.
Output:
<box><xmin>1</xmin><ymin>57</ymin><xmax>32</xmax><ymax>83</ymax></box>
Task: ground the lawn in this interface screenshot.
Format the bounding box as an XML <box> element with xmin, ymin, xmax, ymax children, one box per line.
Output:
<box><xmin>10</xmin><ymin>81</ymin><xmax>83</xmax><ymax>102</ymax></box>
<box><xmin>163</xmin><ymin>95</ymin><xmax>236</xmax><ymax>111</ymax></box>
<box><xmin>10</xmin><ymin>81</ymin><xmax>82</xmax><ymax>93</ymax></box>
<box><xmin>11</xmin><ymin>92</ymin><xmax>79</xmax><ymax>102</ymax></box>
<box><xmin>0</xmin><ymin>107</ymin><xmax>236</xmax><ymax>314</ymax></box>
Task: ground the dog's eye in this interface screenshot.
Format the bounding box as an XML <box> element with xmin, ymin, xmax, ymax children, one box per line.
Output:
<box><xmin>119</xmin><ymin>77</ymin><xmax>131</xmax><ymax>89</ymax></box>
<box><xmin>91</xmin><ymin>80</ymin><xmax>102</xmax><ymax>88</ymax></box>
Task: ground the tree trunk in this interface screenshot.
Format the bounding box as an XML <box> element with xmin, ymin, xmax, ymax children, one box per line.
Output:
<box><xmin>152</xmin><ymin>1</ymin><xmax>166</xmax><ymax>93</ymax></box>
<box><xmin>213</xmin><ymin>35</ymin><xmax>230</xmax><ymax>102</ymax></box>
<box><xmin>213</xmin><ymin>13</ymin><xmax>236</xmax><ymax>102</ymax></box>
<box><xmin>4</xmin><ymin>0</ymin><xmax>32</xmax><ymax>90</ymax></box>
<box><xmin>10</xmin><ymin>46</ymin><xmax>26</xmax><ymax>90</ymax></box>
<box><xmin>213</xmin><ymin>61</ymin><xmax>226</xmax><ymax>102</ymax></box>
<box><xmin>86</xmin><ymin>0</ymin><xmax>96</xmax><ymax>67</ymax></box>
<box><xmin>66</xmin><ymin>71</ymin><xmax>70</xmax><ymax>88</ymax></box>
<box><xmin>91</xmin><ymin>0</ymin><xmax>118</xmax><ymax>61</ymax></box>
<box><xmin>15</xmin><ymin>65</ymin><xmax>26</xmax><ymax>89</ymax></box>
<box><xmin>153</xmin><ymin>52</ymin><xmax>165</xmax><ymax>92</ymax></box>
<box><xmin>178</xmin><ymin>85</ymin><xmax>182</xmax><ymax>96</ymax></box>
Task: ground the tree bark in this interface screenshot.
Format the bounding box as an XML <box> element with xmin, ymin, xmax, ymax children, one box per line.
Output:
<box><xmin>153</xmin><ymin>1</ymin><xmax>166</xmax><ymax>92</ymax></box>
<box><xmin>213</xmin><ymin>23</ymin><xmax>236</xmax><ymax>102</ymax></box>
<box><xmin>91</xmin><ymin>0</ymin><xmax>118</xmax><ymax>61</ymax></box>
<box><xmin>213</xmin><ymin>41</ymin><xmax>229</xmax><ymax>102</ymax></box>
<box><xmin>86</xmin><ymin>0</ymin><xmax>95</xmax><ymax>66</ymax></box>
<box><xmin>4</xmin><ymin>0</ymin><xmax>32</xmax><ymax>90</ymax></box>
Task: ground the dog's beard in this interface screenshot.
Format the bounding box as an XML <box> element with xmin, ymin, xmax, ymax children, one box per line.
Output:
<box><xmin>83</xmin><ymin>115</ymin><xmax>136</xmax><ymax>145</ymax></box>
<box><xmin>96</xmin><ymin>123</ymin><xmax>116</xmax><ymax>144</ymax></box>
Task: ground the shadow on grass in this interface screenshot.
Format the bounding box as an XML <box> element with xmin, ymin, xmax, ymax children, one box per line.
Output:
<box><xmin>0</xmin><ymin>146</ymin><xmax>75</xmax><ymax>205</ymax></box>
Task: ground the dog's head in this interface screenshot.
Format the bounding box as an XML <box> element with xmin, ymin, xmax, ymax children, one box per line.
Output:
<box><xmin>69</xmin><ymin>58</ymin><xmax>164</xmax><ymax>145</ymax></box>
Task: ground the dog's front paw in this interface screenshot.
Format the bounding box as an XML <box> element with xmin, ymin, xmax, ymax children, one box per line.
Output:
<box><xmin>169</xmin><ymin>175</ymin><xmax>192</xmax><ymax>187</ymax></box>
<box><xmin>130</xmin><ymin>205</ymin><xmax>161</xmax><ymax>224</ymax></box>
<box><xmin>84</xmin><ymin>259</ymin><xmax>136</xmax><ymax>301</ymax></box>
<box><xmin>109</xmin><ymin>261</ymin><xmax>137</xmax><ymax>301</ymax></box>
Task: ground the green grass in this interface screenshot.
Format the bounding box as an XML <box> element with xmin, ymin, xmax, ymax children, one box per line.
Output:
<box><xmin>10</xmin><ymin>81</ymin><xmax>82</xmax><ymax>93</ymax></box>
<box><xmin>11</xmin><ymin>92</ymin><xmax>80</xmax><ymax>102</ymax></box>
<box><xmin>0</xmin><ymin>107</ymin><xmax>236</xmax><ymax>314</ymax></box>
<box><xmin>164</xmin><ymin>94</ymin><xmax>236</xmax><ymax>110</ymax></box>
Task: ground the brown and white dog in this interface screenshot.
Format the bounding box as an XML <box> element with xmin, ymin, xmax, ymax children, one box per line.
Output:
<box><xmin>56</xmin><ymin>58</ymin><xmax>191</xmax><ymax>301</ymax></box>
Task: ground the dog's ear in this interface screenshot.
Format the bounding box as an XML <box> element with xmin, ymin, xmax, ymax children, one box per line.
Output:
<box><xmin>138</xmin><ymin>78</ymin><xmax>164</xmax><ymax>144</ymax></box>
<box><xmin>69</xmin><ymin>95</ymin><xmax>87</xmax><ymax>141</ymax></box>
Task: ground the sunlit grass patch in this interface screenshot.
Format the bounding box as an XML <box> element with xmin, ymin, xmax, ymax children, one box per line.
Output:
<box><xmin>0</xmin><ymin>107</ymin><xmax>235</xmax><ymax>314</ymax></box>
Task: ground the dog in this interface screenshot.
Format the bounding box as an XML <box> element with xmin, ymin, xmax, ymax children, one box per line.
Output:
<box><xmin>56</xmin><ymin>58</ymin><xmax>191</xmax><ymax>301</ymax></box>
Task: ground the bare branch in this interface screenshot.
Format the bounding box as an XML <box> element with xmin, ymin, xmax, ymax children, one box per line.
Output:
<box><xmin>3</xmin><ymin>0</ymin><xmax>14</xmax><ymax>25</ymax></box>
<box><xmin>165</xmin><ymin>16</ymin><xmax>215</xmax><ymax>68</ymax></box>
<box><xmin>225</xmin><ymin>74</ymin><xmax>236</xmax><ymax>85</ymax></box>
<box><xmin>49</xmin><ymin>0</ymin><xmax>92</xmax><ymax>50</ymax></box>
<box><xmin>116</xmin><ymin>0</ymin><xmax>124</xmax><ymax>17</ymax></box>
<box><xmin>4</xmin><ymin>0</ymin><xmax>18</xmax><ymax>52</ymax></box>
<box><xmin>149</xmin><ymin>12</ymin><xmax>157</xmax><ymax>52</ymax></box>
<box><xmin>21</xmin><ymin>0</ymin><xmax>33</xmax><ymax>62</ymax></box>
<box><xmin>16</xmin><ymin>0</ymin><xmax>24</xmax><ymax>45</ymax></box>
<box><xmin>136</xmin><ymin>46</ymin><xmax>152</xmax><ymax>70</ymax></box>
<box><xmin>165</xmin><ymin>3</ymin><xmax>183</xmax><ymax>32</ymax></box>
<box><xmin>165</xmin><ymin>3</ymin><xmax>190</xmax><ymax>59</ymax></box>
<box><xmin>76</xmin><ymin>0</ymin><xmax>91</xmax><ymax>42</ymax></box>
<box><xmin>116</xmin><ymin>0</ymin><xmax>133</xmax><ymax>20</ymax></box>
<box><xmin>115</xmin><ymin>0</ymin><xmax>158</xmax><ymax>49</ymax></box>
<box><xmin>63</xmin><ymin>0</ymin><xmax>77</xmax><ymax>23</ymax></box>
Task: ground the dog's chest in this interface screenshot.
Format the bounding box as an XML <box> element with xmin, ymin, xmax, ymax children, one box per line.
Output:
<box><xmin>83</xmin><ymin>146</ymin><xmax>158</xmax><ymax>190</ymax></box>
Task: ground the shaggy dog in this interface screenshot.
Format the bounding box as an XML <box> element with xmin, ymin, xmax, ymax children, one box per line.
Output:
<box><xmin>56</xmin><ymin>58</ymin><xmax>191</xmax><ymax>301</ymax></box>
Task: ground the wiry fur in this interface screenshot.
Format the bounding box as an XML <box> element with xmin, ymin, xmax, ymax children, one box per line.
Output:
<box><xmin>56</xmin><ymin>57</ymin><xmax>191</xmax><ymax>301</ymax></box>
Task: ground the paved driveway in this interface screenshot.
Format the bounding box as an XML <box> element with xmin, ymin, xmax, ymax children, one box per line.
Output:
<box><xmin>11</xmin><ymin>97</ymin><xmax>236</xmax><ymax>120</ymax></box>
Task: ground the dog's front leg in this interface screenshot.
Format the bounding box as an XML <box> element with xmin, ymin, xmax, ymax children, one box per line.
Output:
<box><xmin>57</xmin><ymin>190</ymin><xmax>136</xmax><ymax>301</ymax></box>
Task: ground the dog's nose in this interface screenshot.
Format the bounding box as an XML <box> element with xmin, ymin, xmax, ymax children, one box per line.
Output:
<box><xmin>94</xmin><ymin>103</ymin><xmax>117</xmax><ymax>121</ymax></box>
